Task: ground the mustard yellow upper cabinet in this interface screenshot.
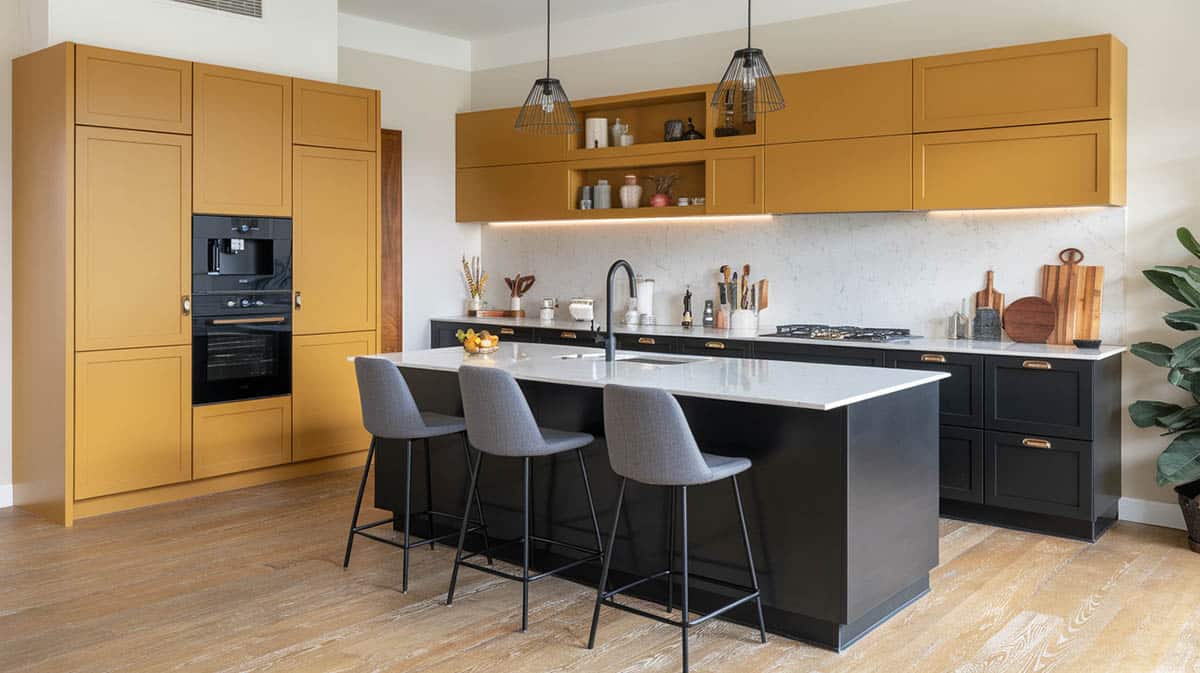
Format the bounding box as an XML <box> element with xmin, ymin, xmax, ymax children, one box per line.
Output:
<box><xmin>457</xmin><ymin>163</ymin><xmax>569</xmax><ymax>222</ymax></box>
<box><xmin>293</xmin><ymin>146</ymin><xmax>378</xmax><ymax>335</ymax></box>
<box><xmin>193</xmin><ymin>396</ymin><xmax>292</xmax><ymax>479</ymax></box>
<box><xmin>193</xmin><ymin>63</ymin><xmax>292</xmax><ymax>216</ymax></box>
<box><xmin>913</xmin><ymin>121</ymin><xmax>1121</xmax><ymax>210</ymax></box>
<box><xmin>293</xmin><ymin>78</ymin><xmax>378</xmax><ymax>151</ymax></box>
<box><xmin>76</xmin><ymin>45</ymin><xmax>192</xmax><ymax>134</ymax></box>
<box><xmin>914</xmin><ymin>35</ymin><xmax>1125</xmax><ymax>133</ymax></box>
<box><xmin>766</xmin><ymin>136</ymin><xmax>911</xmax><ymax>214</ymax></box>
<box><xmin>75</xmin><ymin>346</ymin><xmax>192</xmax><ymax>500</ymax></box>
<box><xmin>706</xmin><ymin>147</ymin><xmax>764</xmax><ymax>215</ymax></box>
<box><xmin>456</xmin><ymin>108</ymin><xmax>567</xmax><ymax>168</ymax></box>
<box><xmin>765</xmin><ymin>60</ymin><xmax>912</xmax><ymax>144</ymax></box>
<box><xmin>293</xmin><ymin>331</ymin><xmax>375</xmax><ymax>462</ymax></box>
<box><xmin>75</xmin><ymin>127</ymin><xmax>191</xmax><ymax>351</ymax></box>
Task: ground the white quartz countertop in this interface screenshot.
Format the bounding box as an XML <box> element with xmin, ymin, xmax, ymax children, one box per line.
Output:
<box><xmin>433</xmin><ymin>316</ymin><xmax>1127</xmax><ymax>361</ymax></box>
<box><xmin>368</xmin><ymin>343</ymin><xmax>949</xmax><ymax>411</ymax></box>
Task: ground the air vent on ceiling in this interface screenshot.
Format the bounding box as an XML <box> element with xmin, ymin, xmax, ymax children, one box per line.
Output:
<box><xmin>171</xmin><ymin>0</ymin><xmax>262</xmax><ymax>19</ymax></box>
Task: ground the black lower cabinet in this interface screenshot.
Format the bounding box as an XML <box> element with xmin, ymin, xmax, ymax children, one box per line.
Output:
<box><xmin>939</xmin><ymin>426</ymin><xmax>984</xmax><ymax>504</ymax></box>
<box><xmin>616</xmin><ymin>334</ymin><xmax>677</xmax><ymax>353</ymax></box>
<box><xmin>680</xmin><ymin>337</ymin><xmax>751</xmax><ymax>358</ymax></box>
<box><xmin>539</xmin><ymin>327</ymin><xmax>601</xmax><ymax>347</ymax></box>
<box><xmin>984</xmin><ymin>430</ymin><xmax>1092</xmax><ymax>520</ymax></box>
<box><xmin>757</xmin><ymin>342</ymin><xmax>885</xmax><ymax>367</ymax></box>
<box><xmin>887</xmin><ymin>352</ymin><xmax>983</xmax><ymax>427</ymax></box>
<box><xmin>431</xmin><ymin>322</ymin><xmax>475</xmax><ymax>348</ymax></box>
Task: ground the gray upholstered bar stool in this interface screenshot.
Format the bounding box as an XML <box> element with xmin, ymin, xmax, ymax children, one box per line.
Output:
<box><xmin>447</xmin><ymin>365</ymin><xmax>605</xmax><ymax>632</ymax></box>
<box><xmin>344</xmin><ymin>357</ymin><xmax>492</xmax><ymax>593</ymax></box>
<box><xmin>589</xmin><ymin>383</ymin><xmax>766</xmax><ymax>673</ymax></box>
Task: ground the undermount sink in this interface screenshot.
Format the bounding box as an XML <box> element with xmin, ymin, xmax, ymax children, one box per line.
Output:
<box><xmin>621</xmin><ymin>357</ymin><xmax>696</xmax><ymax>366</ymax></box>
<box><xmin>552</xmin><ymin>352</ymin><xmax>704</xmax><ymax>366</ymax></box>
<box><xmin>555</xmin><ymin>352</ymin><xmax>607</xmax><ymax>360</ymax></box>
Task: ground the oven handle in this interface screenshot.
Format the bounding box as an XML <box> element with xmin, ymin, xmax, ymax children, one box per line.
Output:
<box><xmin>210</xmin><ymin>316</ymin><xmax>288</xmax><ymax>325</ymax></box>
<box><xmin>209</xmin><ymin>239</ymin><xmax>221</xmax><ymax>274</ymax></box>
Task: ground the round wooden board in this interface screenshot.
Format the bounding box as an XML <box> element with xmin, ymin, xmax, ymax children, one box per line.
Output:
<box><xmin>1003</xmin><ymin>296</ymin><xmax>1057</xmax><ymax>343</ymax></box>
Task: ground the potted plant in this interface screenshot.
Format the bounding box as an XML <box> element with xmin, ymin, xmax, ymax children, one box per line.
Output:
<box><xmin>643</xmin><ymin>174</ymin><xmax>680</xmax><ymax>208</ymax></box>
<box><xmin>1130</xmin><ymin>226</ymin><xmax>1200</xmax><ymax>552</ymax></box>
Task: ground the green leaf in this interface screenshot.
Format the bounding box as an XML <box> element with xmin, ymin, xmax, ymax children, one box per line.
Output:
<box><xmin>1157</xmin><ymin>431</ymin><xmax>1200</xmax><ymax>486</ymax></box>
<box><xmin>1165</xmin><ymin>308</ymin><xmax>1200</xmax><ymax>331</ymax></box>
<box><xmin>1145</xmin><ymin>269</ymin><xmax>1192</xmax><ymax>305</ymax></box>
<box><xmin>1159</xmin><ymin>405</ymin><xmax>1200</xmax><ymax>431</ymax></box>
<box><xmin>1170</xmin><ymin>336</ymin><xmax>1200</xmax><ymax>367</ymax></box>
<box><xmin>1132</xmin><ymin>342</ymin><xmax>1174</xmax><ymax>367</ymax></box>
<box><xmin>1179</xmin><ymin>227</ymin><xmax>1200</xmax><ymax>260</ymax></box>
<box><xmin>1130</xmin><ymin>400</ymin><xmax>1184</xmax><ymax>428</ymax></box>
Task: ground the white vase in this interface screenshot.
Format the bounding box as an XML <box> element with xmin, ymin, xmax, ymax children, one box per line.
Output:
<box><xmin>619</xmin><ymin>175</ymin><xmax>642</xmax><ymax>209</ymax></box>
<box><xmin>468</xmin><ymin>296</ymin><xmax>482</xmax><ymax>313</ymax></box>
<box><xmin>509</xmin><ymin>297</ymin><xmax>521</xmax><ymax>312</ymax></box>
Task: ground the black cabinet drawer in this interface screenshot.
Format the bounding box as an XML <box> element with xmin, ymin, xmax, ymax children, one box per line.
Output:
<box><xmin>985</xmin><ymin>356</ymin><xmax>1092</xmax><ymax>440</ymax></box>
<box><xmin>939</xmin><ymin>426</ymin><xmax>984</xmax><ymax>504</ymax></box>
<box><xmin>430</xmin><ymin>321</ymin><xmax>474</xmax><ymax>348</ymax></box>
<box><xmin>755</xmin><ymin>341</ymin><xmax>885</xmax><ymax>367</ymax></box>
<box><xmin>539</xmin><ymin>328</ymin><xmax>601</xmax><ymax>348</ymax></box>
<box><xmin>616</xmin><ymin>334</ymin><xmax>678</xmax><ymax>353</ymax></box>
<box><xmin>984</xmin><ymin>431</ymin><xmax>1092</xmax><ymax>519</ymax></box>
<box><xmin>489</xmin><ymin>325</ymin><xmax>536</xmax><ymax>342</ymax></box>
<box><xmin>680</xmin><ymin>338</ymin><xmax>751</xmax><ymax>358</ymax></box>
<box><xmin>887</xmin><ymin>351</ymin><xmax>983</xmax><ymax>427</ymax></box>
<box><xmin>430</xmin><ymin>321</ymin><xmax>536</xmax><ymax>348</ymax></box>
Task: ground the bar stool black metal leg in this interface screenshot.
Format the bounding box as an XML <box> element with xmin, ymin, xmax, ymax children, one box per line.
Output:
<box><xmin>588</xmin><ymin>477</ymin><xmax>626</xmax><ymax>650</ymax></box>
<box><xmin>681</xmin><ymin>485</ymin><xmax>690</xmax><ymax>673</ymax></box>
<box><xmin>447</xmin><ymin>450</ymin><xmax>482</xmax><ymax>606</ymax></box>
<box><xmin>343</xmin><ymin>437</ymin><xmax>377</xmax><ymax>568</ymax></box>
<box><xmin>402</xmin><ymin>440</ymin><xmax>413</xmax><ymax>593</ymax></box>
<box><xmin>461</xmin><ymin>434</ymin><xmax>494</xmax><ymax>566</ymax></box>
<box><xmin>521</xmin><ymin>456</ymin><xmax>531</xmax><ymax>632</ymax></box>
<box><xmin>424</xmin><ymin>438</ymin><xmax>435</xmax><ymax>551</ymax></box>
<box><xmin>667</xmin><ymin>485</ymin><xmax>676</xmax><ymax>613</ymax></box>
<box><xmin>732</xmin><ymin>475</ymin><xmax>767</xmax><ymax>643</ymax></box>
<box><xmin>576</xmin><ymin>448</ymin><xmax>604</xmax><ymax>554</ymax></box>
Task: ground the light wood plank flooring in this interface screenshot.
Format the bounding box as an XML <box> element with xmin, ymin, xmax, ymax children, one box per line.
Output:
<box><xmin>2</xmin><ymin>470</ymin><xmax>1198</xmax><ymax>673</ymax></box>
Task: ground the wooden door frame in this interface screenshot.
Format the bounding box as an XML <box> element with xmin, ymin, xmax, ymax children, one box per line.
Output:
<box><xmin>382</xmin><ymin>129</ymin><xmax>403</xmax><ymax>352</ymax></box>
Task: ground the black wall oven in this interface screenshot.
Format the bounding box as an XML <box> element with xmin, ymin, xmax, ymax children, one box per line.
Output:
<box><xmin>192</xmin><ymin>215</ymin><xmax>293</xmax><ymax>404</ymax></box>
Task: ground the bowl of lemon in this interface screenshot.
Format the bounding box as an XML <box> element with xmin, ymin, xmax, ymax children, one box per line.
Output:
<box><xmin>456</xmin><ymin>328</ymin><xmax>500</xmax><ymax>354</ymax></box>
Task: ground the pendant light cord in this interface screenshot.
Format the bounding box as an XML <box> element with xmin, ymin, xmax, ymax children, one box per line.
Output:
<box><xmin>747</xmin><ymin>0</ymin><xmax>751</xmax><ymax>49</ymax></box>
<box><xmin>546</xmin><ymin>0</ymin><xmax>551</xmax><ymax>80</ymax></box>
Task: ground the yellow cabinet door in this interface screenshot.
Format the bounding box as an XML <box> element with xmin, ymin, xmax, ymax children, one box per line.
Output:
<box><xmin>914</xmin><ymin>35</ymin><xmax>1125</xmax><ymax>132</ymax></box>
<box><xmin>75</xmin><ymin>346</ymin><xmax>192</xmax><ymax>499</ymax></box>
<box><xmin>76</xmin><ymin>45</ymin><xmax>192</xmax><ymax>134</ymax></box>
<box><xmin>765</xmin><ymin>60</ymin><xmax>912</xmax><ymax>143</ymax></box>
<box><xmin>293</xmin><ymin>78</ymin><xmax>378</xmax><ymax>151</ymax></box>
<box><xmin>456</xmin><ymin>163</ymin><xmax>569</xmax><ymax>222</ymax></box>
<box><xmin>456</xmin><ymin>107</ymin><xmax>567</xmax><ymax>168</ymax></box>
<box><xmin>913</xmin><ymin>121</ymin><xmax>1122</xmax><ymax>210</ymax></box>
<box><xmin>75</xmin><ymin>127</ymin><xmax>191</xmax><ymax>351</ymax></box>
<box><xmin>765</xmin><ymin>136</ymin><xmax>911</xmax><ymax>213</ymax></box>
<box><xmin>194</xmin><ymin>63</ymin><xmax>292</xmax><ymax>216</ymax></box>
<box><xmin>193</xmin><ymin>396</ymin><xmax>292</xmax><ymax>479</ymax></box>
<box><xmin>293</xmin><ymin>146</ymin><xmax>378</xmax><ymax>334</ymax></box>
<box><xmin>706</xmin><ymin>147</ymin><xmax>764</xmax><ymax>215</ymax></box>
<box><xmin>293</xmin><ymin>331</ymin><xmax>375</xmax><ymax>461</ymax></box>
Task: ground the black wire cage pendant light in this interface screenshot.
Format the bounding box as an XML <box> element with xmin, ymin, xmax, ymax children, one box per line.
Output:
<box><xmin>711</xmin><ymin>0</ymin><xmax>785</xmax><ymax>114</ymax></box>
<box><xmin>515</xmin><ymin>0</ymin><xmax>578</xmax><ymax>134</ymax></box>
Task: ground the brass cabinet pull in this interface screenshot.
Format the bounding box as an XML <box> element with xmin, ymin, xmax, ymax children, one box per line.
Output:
<box><xmin>920</xmin><ymin>354</ymin><xmax>946</xmax><ymax>363</ymax></box>
<box><xmin>1022</xmin><ymin>438</ymin><xmax>1053</xmax><ymax>449</ymax></box>
<box><xmin>560</xmin><ymin>331</ymin><xmax>577</xmax><ymax>340</ymax></box>
<box><xmin>705</xmin><ymin>341</ymin><xmax>726</xmax><ymax>350</ymax></box>
<box><xmin>212</xmin><ymin>316</ymin><xmax>287</xmax><ymax>325</ymax></box>
<box><xmin>1022</xmin><ymin>360</ymin><xmax>1052</xmax><ymax>370</ymax></box>
<box><xmin>499</xmin><ymin>328</ymin><xmax>515</xmax><ymax>335</ymax></box>
<box><xmin>181</xmin><ymin>295</ymin><xmax>191</xmax><ymax>315</ymax></box>
<box><xmin>638</xmin><ymin>337</ymin><xmax>656</xmax><ymax>345</ymax></box>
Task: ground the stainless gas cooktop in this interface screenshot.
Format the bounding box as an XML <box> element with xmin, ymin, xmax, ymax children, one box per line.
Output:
<box><xmin>766</xmin><ymin>324</ymin><xmax>917</xmax><ymax>342</ymax></box>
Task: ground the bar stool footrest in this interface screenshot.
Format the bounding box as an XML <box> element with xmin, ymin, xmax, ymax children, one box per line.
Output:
<box><xmin>457</xmin><ymin>535</ymin><xmax>603</xmax><ymax>583</ymax></box>
<box><xmin>352</xmin><ymin>512</ymin><xmax>488</xmax><ymax>552</ymax></box>
<box><xmin>601</xmin><ymin>569</ymin><xmax>760</xmax><ymax>628</ymax></box>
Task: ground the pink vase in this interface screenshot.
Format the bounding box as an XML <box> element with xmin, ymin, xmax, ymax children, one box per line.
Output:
<box><xmin>649</xmin><ymin>192</ymin><xmax>670</xmax><ymax>208</ymax></box>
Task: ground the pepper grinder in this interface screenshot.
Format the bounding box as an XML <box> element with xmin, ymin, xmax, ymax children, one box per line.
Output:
<box><xmin>702</xmin><ymin>300</ymin><xmax>715</xmax><ymax>327</ymax></box>
<box><xmin>681</xmin><ymin>286</ymin><xmax>693</xmax><ymax>328</ymax></box>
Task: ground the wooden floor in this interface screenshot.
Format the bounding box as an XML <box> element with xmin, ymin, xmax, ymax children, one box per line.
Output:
<box><xmin>2</xmin><ymin>470</ymin><xmax>1199</xmax><ymax>673</ymax></box>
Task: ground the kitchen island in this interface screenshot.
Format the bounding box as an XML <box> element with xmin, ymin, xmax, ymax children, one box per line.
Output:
<box><xmin>366</xmin><ymin>343</ymin><xmax>949</xmax><ymax>651</ymax></box>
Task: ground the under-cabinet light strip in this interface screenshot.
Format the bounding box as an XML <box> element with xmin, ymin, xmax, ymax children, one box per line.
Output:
<box><xmin>485</xmin><ymin>214</ymin><xmax>775</xmax><ymax>226</ymax></box>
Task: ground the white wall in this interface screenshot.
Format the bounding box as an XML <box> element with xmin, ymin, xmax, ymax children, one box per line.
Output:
<box><xmin>41</xmin><ymin>0</ymin><xmax>339</xmax><ymax>80</ymax></box>
<box><xmin>471</xmin><ymin>0</ymin><xmax>1200</xmax><ymax>508</ymax></box>
<box><xmin>0</xmin><ymin>1</ymin><xmax>24</xmax><ymax>505</ymax></box>
<box><xmin>337</xmin><ymin>47</ymin><xmax>479</xmax><ymax>351</ymax></box>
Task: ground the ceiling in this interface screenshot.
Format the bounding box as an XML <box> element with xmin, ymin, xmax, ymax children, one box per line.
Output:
<box><xmin>338</xmin><ymin>0</ymin><xmax>679</xmax><ymax>41</ymax></box>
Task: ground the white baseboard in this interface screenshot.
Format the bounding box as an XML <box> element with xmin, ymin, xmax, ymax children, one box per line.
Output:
<box><xmin>0</xmin><ymin>484</ymin><xmax>11</xmax><ymax>509</ymax></box>
<box><xmin>1119</xmin><ymin>496</ymin><xmax>1186</xmax><ymax>531</ymax></box>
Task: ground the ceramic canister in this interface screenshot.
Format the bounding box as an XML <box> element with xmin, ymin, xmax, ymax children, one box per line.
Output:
<box><xmin>593</xmin><ymin>179</ymin><xmax>612</xmax><ymax>209</ymax></box>
<box><xmin>585</xmin><ymin>117</ymin><xmax>608</xmax><ymax>148</ymax></box>
<box><xmin>619</xmin><ymin>175</ymin><xmax>642</xmax><ymax>209</ymax></box>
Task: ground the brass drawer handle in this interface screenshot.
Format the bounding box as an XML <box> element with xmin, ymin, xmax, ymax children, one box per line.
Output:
<box><xmin>1022</xmin><ymin>438</ymin><xmax>1053</xmax><ymax>449</ymax></box>
<box><xmin>638</xmin><ymin>337</ymin><xmax>656</xmax><ymax>345</ymax></box>
<box><xmin>705</xmin><ymin>341</ymin><xmax>726</xmax><ymax>350</ymax></box>
<box><xmin>1022</xmin><ymin>360</ymin><xmax>1052</xmax><ymax>370</ymax></box>
<box><xmin>499</xmin><ymin>328</ymin><xmax>515</xmax><ymax>335</ymax></box>
<box><xmin>920</xmin><ymin>354</ymin><xmax>946</xmax><ymax>363</ymax></box>
<box><xmin>560</xmin><ymin>331</ymin><xmax>577</xmax><ymax>340</ymax></box>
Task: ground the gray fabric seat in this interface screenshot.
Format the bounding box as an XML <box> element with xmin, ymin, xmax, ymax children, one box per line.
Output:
<box><xmin>702</xmin><ymin>452</ymin><xmax>752</xmax><ymax>482</ymax></box>
<box><xmin>458</xmin><ymin>365</ymin><xmax>594</xmax><ymax>457</ymax></box>
<box><xmin>418</xmin><ymin>411</ymin><xmax>467</xmax><ymax>437</ymax></box>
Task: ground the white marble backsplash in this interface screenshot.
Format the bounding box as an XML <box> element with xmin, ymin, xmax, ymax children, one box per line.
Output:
<box><xmin>480</xmin><ymin>208</ymin><xmax>1127</xmax><ymax>345</ymax></box>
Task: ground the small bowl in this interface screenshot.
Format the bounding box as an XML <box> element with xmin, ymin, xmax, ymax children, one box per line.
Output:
<box><xmin>1073</xmin><ymin>338</ymin><xmax>1102</xmax><ymax>349</ymax></box>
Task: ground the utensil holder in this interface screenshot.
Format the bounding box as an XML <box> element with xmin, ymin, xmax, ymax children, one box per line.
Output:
<box><xmin>730</xmin><ymin>309</ymin><xmax>757</xmax><ymax>332</ymax></box>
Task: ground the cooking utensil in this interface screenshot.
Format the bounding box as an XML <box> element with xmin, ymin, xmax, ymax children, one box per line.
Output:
<box><xmin>1041</xmin><ymin>247</ymin><xmax>1104</xmax><ymax>345</ymax></box>
<box><xmin>757</xmin><ymin>279</ymin><xmax>768</xmax><ymax>310</ymax></box>
<box><xmin>1003</xmin><ymin>296</ymin><xmax>1057</xmax><ymax>343</ymax></box>
<box><xmin>974</xmin><ymin>270</ymin><xmax>1005</xmax><ymax>321</ymax></box>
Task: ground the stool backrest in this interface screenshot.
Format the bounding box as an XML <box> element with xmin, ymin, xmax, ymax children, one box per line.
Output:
<box><xmin>602</xmin><ymin>384</ymin><xmax>712</xmax><ymax>486</ymax></box>
<box><xmin>354</xmin><ymin>357</ymin><xmax>426</xmax><ymax>439</ymax></box>
<box><xmin>458</xmin><ymin>365</ymin><xmax>544</xmax><ymax>457</ymax></box>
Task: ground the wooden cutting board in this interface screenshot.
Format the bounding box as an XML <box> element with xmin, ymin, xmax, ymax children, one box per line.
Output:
<box><xmin>974</xmin><ymin>270</ymin><xmax>1005</xmax><ymax>320</ymax></box>
<box><xmin>1041</xmin><ymin>248</ymin><xmax>1104</xmax><ymax>344</ymax></box>
<box><xmin>1003</xmin><ymin>296</ymin><xmax>1057</xmax><ymax>343</ymax></box>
